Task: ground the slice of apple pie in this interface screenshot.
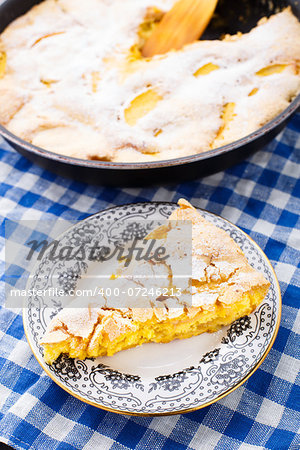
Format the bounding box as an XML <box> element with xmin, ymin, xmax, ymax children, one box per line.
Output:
<box><xmin>41</xmin><ymin>199</ymin><xmax>270</xmax><ymax>364</ymax></box>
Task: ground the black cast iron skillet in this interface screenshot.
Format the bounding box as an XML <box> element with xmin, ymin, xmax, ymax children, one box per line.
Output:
<box><xmin>0</xmin><ymin>0</ymin><xmax>299</xmax><ymax>186</ymax></box>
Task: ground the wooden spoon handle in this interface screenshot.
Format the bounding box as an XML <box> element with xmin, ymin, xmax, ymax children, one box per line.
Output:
<box><xmin>142</xmin><ymin>0</ymin><xmax>218</xmax><ymax>57</ymax></box>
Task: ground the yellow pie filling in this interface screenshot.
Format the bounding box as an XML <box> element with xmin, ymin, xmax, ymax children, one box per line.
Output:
<box><xmin>43</xmin><ymin>286</ymin><xmax>268</xmax><ymax>364</ymax></box>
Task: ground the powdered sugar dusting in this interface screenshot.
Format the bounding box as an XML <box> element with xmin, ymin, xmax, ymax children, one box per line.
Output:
<box><xmin>0</xmin><ymin>2</ymin><xmax>299</xmax><ymax>161</ymax></box>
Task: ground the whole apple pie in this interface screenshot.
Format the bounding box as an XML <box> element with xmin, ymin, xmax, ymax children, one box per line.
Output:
<box><xmin>0</xmin><ymin>1</ymin><xmax>299</xmax><ymax>162</ymax></box>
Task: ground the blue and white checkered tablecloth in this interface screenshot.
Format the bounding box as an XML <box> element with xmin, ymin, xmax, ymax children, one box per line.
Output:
<box><xmin>0</xmin><ymin>114</ymin><xmax>299</xmax><ymax>450</ymax></box>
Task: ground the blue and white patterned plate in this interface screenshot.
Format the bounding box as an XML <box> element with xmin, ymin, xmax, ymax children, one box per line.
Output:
<box><xmin>23</xmin><ymin>202</ymin><xmax>281</xmax><ymax>416</ymax></box>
